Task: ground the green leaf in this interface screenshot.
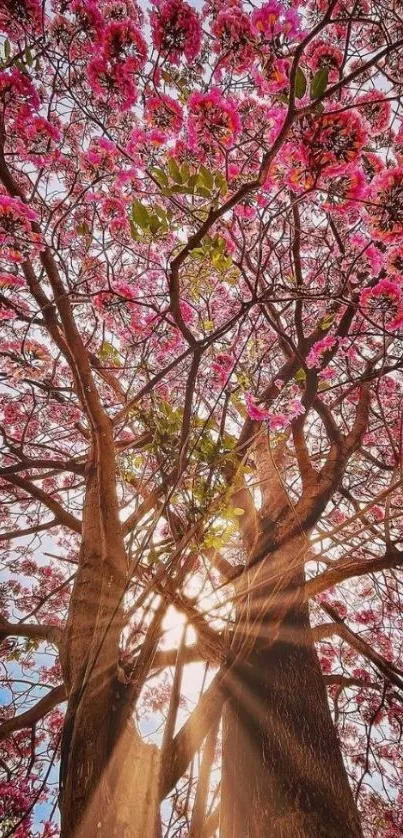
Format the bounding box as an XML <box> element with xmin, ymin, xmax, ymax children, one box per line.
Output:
<box><xmin>160</xmin><ymin>69</ymin><xmax>174</xmax><ymax>85</ymax></box>
<box><xmin>295</xmin><ymin>67</ymin><xmax>307</xmax><ymax>99</ymax></box>
<box><xmin>170</xmin><ymin>184</ymin><xmax>190</xmax><ymax>194</ymax></box>
<box><xmin>200</xmin><ymin>165</ymin><xmax>214</xmax><ymax>189</ymax></box>
<box><xmin>99</xmin><ymin>341</ymin><xmax>120</xmax><ymax>363</ymax></box>
<box><xmin>215</xmin><ymin>173</ymin><xmax>228</xmax><ymax>194</ymax></box>
<box><xmin>187</xmin><ymin>174</ymin><xmax>199</xmax><ymax>192</ymax></box>
<box><xmin>294</xmin><ymin>367</ymin><xmax>307</xmax><ymax>381</ymax></box>
<box><xmin>25</xmin><ymin>47</ymin><xmax>33</xmax><ymax>67</ymax></box>
<box><xmin>320</xmin><ymin>313</ymin><xmax>335</xmax><ymax>331</ymax></box>
<box><xmin>154</xmin><ymin>205</ymin><xmax>168</xmax><ymax>222</ymax></box>
<box><xmin>168</xmin><ymin>158</ymin><xmax>182</xmax><ymax>183</ymax></box>
<box><xmin>150</xmin><ymin>167</ymin><xmax>169</xmax><ymax>188</ymax></box>
<box><xmin>4</xmin><ymin>39</ymin><xmax>11</xmax><ymax>60</ymax></box>
<box><xmin>132</xmin><ymin>200</ymin><xmax>150</xmax><ymax>229</ymax></box>
<box><xmin>181</xmin><ymin>163</ymin><xmax>190</xmax><ymax>182</ymax></box>
<box><xmin>149</xmin><ymin>215</ymin><xmax>162</xmax><ymax>234</ymax></box>
<box><xmin>203</xmin><ymin>319</ymin><xmax>214</xmax><ymax>331</ymax></box>
<box><xmin>311</xmin><ymin>68</ymin><xmax>328</xmax><ymax>100</ymax></box>
<box><xmin>196</xmin><ymin>185</ymin><xmax>212</xmax><ymax>198</ymax></box>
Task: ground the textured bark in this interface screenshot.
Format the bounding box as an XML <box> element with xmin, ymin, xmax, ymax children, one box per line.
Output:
<box><xmin>58</xmin><ymin>462</ymin><xmax>161</xmax><ymax>838</ymax></box>
<box><xmin>220</xmin><ymin>544</ymin><xmax>362</xmax><ymax>838</ymax></box>
<box><xmin>70</xmin><ymin>722</ymin><xmax>161</xmax><ymax>838</ymax></box>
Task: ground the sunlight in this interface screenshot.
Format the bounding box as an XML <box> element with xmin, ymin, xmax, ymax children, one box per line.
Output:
<box><xmin>161</xmin><ymin>606</ymin><xmax>197</xmax><ymax>648</ymax></box>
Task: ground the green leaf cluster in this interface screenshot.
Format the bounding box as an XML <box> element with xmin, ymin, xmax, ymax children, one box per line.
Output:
<box><xmin>0</xmin><ymin>41</ymin><xmax>35</xmax><ymax>69</ymax></box>
<box><xmin>99</xmin><ymin>341</ymin><xmax>121</xmax><ymax>364</ymax></box>
<box><xmin>191</xmin><ymin>235</ymin><xmax>233</xmax><ymax>271</ymax></box>
<box><xmin>131</xmin><ymin>199</ymin><xmax>172</xmax><ymax>237</ymax></box>
<box><xmin>151</xmin><ymin>162</ymin><xmax>227</xmax><ymax>199</ymax></box>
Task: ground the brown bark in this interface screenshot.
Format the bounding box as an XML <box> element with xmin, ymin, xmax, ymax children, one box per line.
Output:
<box><xmin>71</xmin><ymin>722</ymin><xmax>161</xmax><ymax>838</ymax></box>
<box><xmin>220</xmin><ymin>544</ymin><xmax>362</xmax><ymax>838</ymax></box>
<box><xmin>57</xmin><ymin>458</ymin><xmax>160</xmax><ymax>838</ymax></box>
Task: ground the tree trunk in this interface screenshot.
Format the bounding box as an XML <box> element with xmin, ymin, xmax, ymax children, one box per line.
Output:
<box><xmin>58</xmin><ymin>465</ymin><xmax>161</xmax><ymax>838</ymax></box>
<box><xmin>59</xmin><ymin>564</ymin><xmax>162</xmax><ymax>838</ymax></box>
<box><xmin>220</xmin><ymin>546</ymin><xmax>362</xmax><ymax>838</ymax></box>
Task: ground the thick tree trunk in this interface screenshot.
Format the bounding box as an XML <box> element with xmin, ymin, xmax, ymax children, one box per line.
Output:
<box><xmin>58</xmin><ymin>466</ymin><xmax>161</xmax><ymax>838</ymax></box>
<box><xmin>220</xmin><ymin>546</ymin><xmax>362</xmax><ymax>838</ymax></box>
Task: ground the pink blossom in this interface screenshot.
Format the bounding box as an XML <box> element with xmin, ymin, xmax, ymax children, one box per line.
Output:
<box><xmin>274</xmin><ymin>141</ymin><xmax>315</xmax><ymax>193</ymax></box>
<box><xmin>245</xmin><ymin>393</ymin><xmax>270</xmax><ymax>421</ymax></box>
<box><xmin>212</xmin><ymin>8</ymin><xmax>256</xmax><ymax>73</ymax></box>
<box><xmin>235</xmin><ymin>203</ymin><xmax>256</xmax><ymax>220</ymax></box>
<box><xmin>386</xmin><ymin>245</ymin><xmax>403</xmax><ymax>278</ymax></box>
<box><xmin>355</xmin><ymin>90</ymin><xmax>391</xmax><ymax>137</ymax></box>
<box><xmin>318</xmin><ymin>367</ymin><xmax>336</xmax><ymax>380</ymax></box>
<box><xmin>145</xmin><ymin>94</ymin><xmax>183</xmax><ymax>135</ymax></box>
<box><xmin>187</xmin><ymin>88</ymin><xmax>241</xmax><ymax>153</ymax></box>
<box><xmin>0</xmin><ymin>68</ymin><xmax>40</xmax><ymax>112</ymax></box>
<box><xmin>268</xmin><ymin>413</ymin><xmax>289</xmax><ymax>431</ymax></box>
<box><xmin>87</xmin><ymin>19</ymin><xmax>147</xmax><ymax>111</ymax></box>
<box><xmin>251</xmin><ymin>1</ymin><xmax>280</xmax><ymax>36</ymax></box>
<box><xmin>306</xmin><ymin>40</ymin><xmax>344</xmax><ymax>82</ymax></box>
<box><xmin>179</xmin><ymin>300</ymin><xmax>194</xmax><ymax>322</ymax></box>
<box><xmin>0</xmin><ymin>195</ymin><xmax>43</xmax><ymax>262</ymax></box>
<box><xmin>0</xmin><ymin>0</ymin><xmax>42</xmax><ymax>36</ymax></box>
<box><xmin>288</xmin><ymin>397</ymin><xmax>305</xmax><ymax>417</ymax></box>
<box><xmin>367</xmin><ymin>167</ymin><xmax>403</xmax><ymax>242</ymax></box>
<box><xmin>304</xmin><ymin>109</ymin><xmax>366</xmax><ymax>176</ymax></box>
<box><xmin>320</xmin><ymin>168</ymin><xmax>367</xmax><ymax>214</ymax></box>
<box><xmin>150</xmin><ymin>0</ymin><xmax>202</xmax><ymax>64</ymax></box>
<box><xmin>306</xmin><ymin>335</ymin><xmax>337</xmax><ymax>369</ymax></box>
<box><xmin>101</xmin><ymin>19</ymin><xmax>147</xmax><ymax>71</ymax></box>
<box><xmin>212</xmin><ymin>352</ymin><xmax>233</xmax><ymax>385</ymax></box>
<box><xmin>360</xmin><ymin>279</ymin><xmax>403</xmax><ymax>329</ymax></box>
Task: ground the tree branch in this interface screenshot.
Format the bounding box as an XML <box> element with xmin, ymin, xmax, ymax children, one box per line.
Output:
<box><xmin>0</xmin><ymin>685</ymin><xmax>66</xmax><ymax>742</ymax></box>
<box><xmin>0</xmin><ymin>616</ymin><xmax>62</xmax><ymax>646</ymax></box>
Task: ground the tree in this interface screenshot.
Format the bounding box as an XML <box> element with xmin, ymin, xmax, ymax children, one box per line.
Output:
<box><xmin>1</xmin><ymin>0</ymin><xmax>403</xmax><ymax>834</ymax></box>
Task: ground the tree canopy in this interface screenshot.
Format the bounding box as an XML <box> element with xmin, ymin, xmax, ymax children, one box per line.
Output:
<box><xmin>1</xmin><ymin>0</ymin><xmax>403</xmax><ymax>835</ymax></box>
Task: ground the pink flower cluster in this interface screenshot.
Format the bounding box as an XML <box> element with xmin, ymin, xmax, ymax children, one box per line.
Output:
<box><xmin>0</xmin><ymin>68</ymin><xmax>40</xmax><ymax>113</ymax></box>
<box><xmin>150</xmin><ymin>0</ymin><xmax>202</xmax><ymax>64</ymax></box>
<box><xmin>0</xmin><ymin>195</ymin><xmax>42</xmax><ymax>263</ymax></box>
<box><xmin>306</xmin><ymin>335</ymin><xmax>337</xmax><ymax>369</ymax></box>
<box><xmin>0</xmin><ymin>0</ymin><xmax>42</xmax><ymax>36</ymax></box>
<box><xmin>360</xmin><ymin>279</ymin><xmax>403</xmax><ymax>331</ymax></box>
<box><xmin>251</xmin><ymin>1</ymin><xmax>300</xmax><ymax>39</ymax></box>
<box><xmin>145</xmin><ymin>94</ymin><xmax>183</xmax><ymax>136</ymax></box>
<box><xmin>386</xmin><ymin>245</ymin><xmax>403</xmax><ymax>277</ymax></box>
<box><xmin>88</xmin><ymin>18</ymin><xmax>147</xmax><ymax>110</ymax></box>
<box><xmin>212</xmin><ymin>352</ymin><xmax>234</xmax><ymax>385</ymax></box>
<box><xmin>14</xmin><ymin>114</ymin><xmax>61</xmax><ymax>166</ymax></box>
<box><xmin>306</xmin><ymin>40</ymin><xmax>343</xmax><ymax>81</ymax></box>
<box><xmin>305</xmin><ymin>110</ymin><xmax>366</xmax><ymax>176</ymax></box>
<box><xmin>187</xmin><ymin>88</ymin><xmax>241</xmax><ymax>155</ymax></box>
<box><xmin>212</xmin><ymin>8</ymin><xmax>255</xmax><ymax>73</ymax></box>
<box><xmin>0</xmin><ymin>779</ymin><xmax>33</xmax><ymax>837</ymax></box>
<box><xmin>320</xmin><ymin>167</ymin><xmax>367</xmax><ymax>215</ymax></box>
<box><xmin>245</xmin><ymin>392</ymin><xmax>304</xmax><ymax>430</ymax></box>
<box><xmin>356</xmin><ymin>91</ymin><xmax>391</xmax><ymax>137</ymax></box>
<box><xmin>367</xmin><ymin>167</ymin><xmax>403</xmax><ymax>243</ymax></box>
